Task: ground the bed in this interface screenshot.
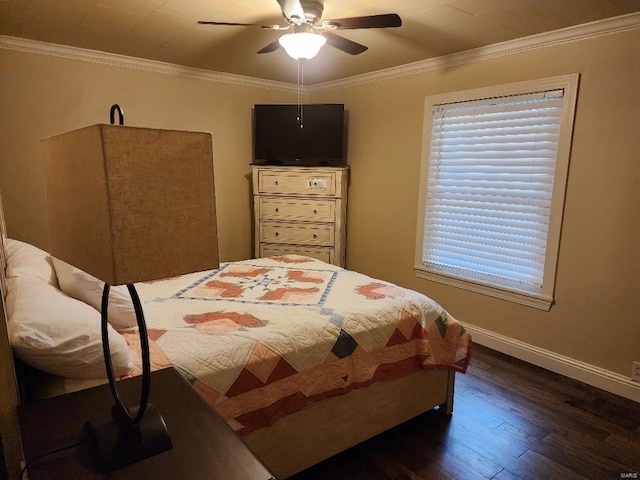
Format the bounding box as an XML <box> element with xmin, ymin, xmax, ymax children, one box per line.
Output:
<box><xmin>1</xmin><ymin>217</ymin><xmax>471</xmax><ymax>478</ymax></box>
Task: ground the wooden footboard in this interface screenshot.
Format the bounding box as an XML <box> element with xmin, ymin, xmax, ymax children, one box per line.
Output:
<box><xmin>244</xmin><ymin>369</ymin><xmax>455</xmax><ymax>479</ymax></box>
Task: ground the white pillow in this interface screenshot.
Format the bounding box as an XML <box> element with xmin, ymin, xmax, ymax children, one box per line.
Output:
<box><xmin>5</xmin><ymin>276</ymin><xmax>133</xmax><ymax>379</ymax></box>
<box><xmin>4</xmin><ymin>237</ymin><xmax>58</xmax><ymax>288</ymax></box>
<box><xmin>52</xmin><ymin>257</ymin><xmax>137</xmax><ymax>330</ymax></box>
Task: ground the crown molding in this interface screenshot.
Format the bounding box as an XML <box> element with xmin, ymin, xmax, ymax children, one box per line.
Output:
<box><xmin>2</xmin><ymin>12</ymin><xmax>638</xmax><ymax>94</ymax></box>
<box><xmin>0</xmin><ymin>35</ymin><xmax>297</xmax><ymax>93</ymax></box>
<box><xmin>309</xmin><ymin>12</ymin><xmax>640</xmax><ymax>93</ymax></box>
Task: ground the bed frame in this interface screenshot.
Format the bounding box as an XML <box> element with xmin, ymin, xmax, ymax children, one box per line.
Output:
<box><xmin>245</xmin><ymin>369</ymin><xmax>453</xmax><ymax>477</ymax></box>
<box><xmin>0</xmin><ymin>192</ymin><xmax>455</xmax><ymax>479</ymax></box>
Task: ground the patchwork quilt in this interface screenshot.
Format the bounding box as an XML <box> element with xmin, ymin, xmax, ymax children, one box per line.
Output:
<box><xmin>121</xmin><ymin>255</ymin><xmax>472</xmax><ymax>435</ymax></box>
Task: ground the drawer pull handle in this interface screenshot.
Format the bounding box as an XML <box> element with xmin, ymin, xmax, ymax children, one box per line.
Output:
<box><xmin>313</xmin><ymin>234</ymin><xmax>318</xmax><ymax>239</ymax></box>
<box><xmin>275</xmin><ymin>232</ymin><xmax>279</xmax><ymax>237</ymax></box>
<box><xmin>313</xmin><ymin>209</ymin><xmax>318</xmax><ymax>214</ymax></box>
<box><xmin>275</xmin><ymin>208</ymin><xmax>279</xmax><ymax>213</ymax></box>
<box><xmin>274</xmin><ymin>180</ymin><xmax>279</xmax><ymax>186</ymax></box>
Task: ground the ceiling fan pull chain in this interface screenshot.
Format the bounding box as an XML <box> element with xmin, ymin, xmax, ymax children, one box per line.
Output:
<box><xmin>301</xmin><ymin>60</ymin><xmax>305</xmax><ymax>130</ymax></box>
<box><xmin>297</xmin><ymin>59</ymin><xmax>304</xmax><ymax>130</ymax></box>
<box><xmin>296</xmin><ymin>59</ymin><xmax>301</xmax><ymax>126</ymax></box>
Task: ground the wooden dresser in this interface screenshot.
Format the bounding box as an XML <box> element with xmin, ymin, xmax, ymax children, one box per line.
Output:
<box><xmin>252</xmin><ymin>165</ymin><xmax>348</xmax><ymax>267</ymax></box>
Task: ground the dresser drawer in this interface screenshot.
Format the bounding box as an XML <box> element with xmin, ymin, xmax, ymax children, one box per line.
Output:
<box><xmin>258</xmin><ymin>171</ymin><xmax>336</xmax><ymax>196</ymax></box>
<box><xmin>260</xmin><ymin>198</ymin><xmax>335</xmax><ymax>223</ymax></box>
<box><xmin>260</xmin><ymin>222</ymin><xmax>334</xmax><ymax>246</ymax></box>
<box><xmin>260</xmin><ymin>244</ymin><xmax>334</xmax><ymax>264</ymax></box>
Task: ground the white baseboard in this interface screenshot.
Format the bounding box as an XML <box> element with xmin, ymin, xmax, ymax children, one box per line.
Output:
<box><xmin>462</xmin><ymin>323</ymin><xmax>640</xmax><ymax>403</ymax></box>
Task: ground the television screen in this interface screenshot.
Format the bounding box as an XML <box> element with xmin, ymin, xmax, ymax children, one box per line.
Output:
<box><xmin>253</xmin><ymin>104</ymin><xmax>345</xmax><ymax>166</ymax></box>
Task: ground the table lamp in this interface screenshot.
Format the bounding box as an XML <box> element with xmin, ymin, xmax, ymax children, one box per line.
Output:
<box><xmin>41</xmin><ymin>111</ymin><xmax>219</xmax><ymax>471</ymax></box>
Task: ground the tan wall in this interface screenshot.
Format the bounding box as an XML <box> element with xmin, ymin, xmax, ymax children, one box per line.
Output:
<box><xmin>0</xmin><ymin>48</ymin><xmax>294</xmax><ymax>261</ymax></box>
<box><xmin>313</xmin><ymin>29</ymin><xmax>640</xmax><ymax>378</ymax></box>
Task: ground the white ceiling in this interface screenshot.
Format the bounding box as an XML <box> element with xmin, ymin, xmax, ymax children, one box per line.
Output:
<box><xmin>1</xmin><ymin>0</ymin><xmax>638</xmax><ymax>84</ymax></box>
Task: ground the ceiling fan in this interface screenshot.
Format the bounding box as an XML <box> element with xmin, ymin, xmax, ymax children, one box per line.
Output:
<box><xmin>198</xmin><ymin>0</ymin><xmax>402</xmax><ymax>60</ymax></box>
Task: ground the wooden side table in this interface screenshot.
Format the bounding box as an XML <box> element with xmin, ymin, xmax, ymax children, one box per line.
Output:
<box><xmin>18</xmin><ymin>367</ymin><xmax>275</xmax><ymax>479</ymax></box>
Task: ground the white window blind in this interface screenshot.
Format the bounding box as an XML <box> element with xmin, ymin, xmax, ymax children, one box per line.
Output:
<box><xmin>422</xmin><ymin>89</ymin><xmax>564</xmax><ymax>292</ymax></box>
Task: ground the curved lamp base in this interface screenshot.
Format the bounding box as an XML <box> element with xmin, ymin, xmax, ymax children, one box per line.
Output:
<box><xmin>86</xmin><ymin>284</ymin><xmax>172</xmax><ymax>472</ymax></box>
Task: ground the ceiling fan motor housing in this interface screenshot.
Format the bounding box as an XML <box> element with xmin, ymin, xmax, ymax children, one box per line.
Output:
<box><xmin>301</xmin><ymin>0</ymin><xmax>324</xmax><ymax>23</ymax></box>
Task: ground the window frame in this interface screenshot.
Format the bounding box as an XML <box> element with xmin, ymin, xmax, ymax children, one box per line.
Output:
<box><xmin>414</xmin><ymin>74</ymin><xmax>580</xmax><ymax>310</ymax></box>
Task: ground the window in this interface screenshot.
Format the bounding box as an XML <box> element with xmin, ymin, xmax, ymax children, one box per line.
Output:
<box><xmin>415</xmin><ymin>75</ymin><xmax>579</xmax><ymax>310</ymax></box>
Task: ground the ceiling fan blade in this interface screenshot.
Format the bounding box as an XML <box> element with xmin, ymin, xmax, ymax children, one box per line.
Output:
<box><xmin>276</xmin><ymin>0</ymin><xmax>305</xmax><ymax>22</ymax></box>
<box><xmin>198</xmin><ymin>21</ymin><xmax>281</xmax><ymax>29</ymax></box>
<box><xmin>322</xmin><ymin>13</ymin><xmax>402</xmax><ymax>30</ymax></box>
<box><xmin>257</xmin><ymin>40</ymin><xmax>282</xmax><ymax>54</ymax></box>
<box><xmin>323</xmin><ymin>32</ymin><xmax>368</xmax><ymax>55</ymax></box>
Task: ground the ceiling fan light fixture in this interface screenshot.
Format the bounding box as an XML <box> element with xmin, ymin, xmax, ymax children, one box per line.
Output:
<box><xmin>278</xmin><ymin>32</ymin><xmax>326</xmax><ymax>59</ymax></box>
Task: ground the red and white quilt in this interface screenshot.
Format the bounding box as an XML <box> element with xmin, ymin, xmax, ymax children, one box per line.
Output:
<box><xmin>121</xmin><ymin>255</ymin><xmax>472</xmax><ymax>435</ymax></box>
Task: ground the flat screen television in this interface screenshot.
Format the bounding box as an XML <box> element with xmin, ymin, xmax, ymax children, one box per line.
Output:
<box><xmin>253</xmin><ymin>104</ymin><xmax>345</xmax><ymax>166</ymax></box>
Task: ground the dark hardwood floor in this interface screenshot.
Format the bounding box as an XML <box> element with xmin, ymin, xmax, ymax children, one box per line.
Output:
<box><xmin>290</xmin><ymin>344</ymin><xmax>640</xmax><ymax>480</ymax></box>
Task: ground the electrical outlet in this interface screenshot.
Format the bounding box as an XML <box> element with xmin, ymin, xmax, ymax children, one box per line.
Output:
<box><xmin>632</xmin><ymin>361</ymin><xmax>640</xmax><ymax>382</ymax></box>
